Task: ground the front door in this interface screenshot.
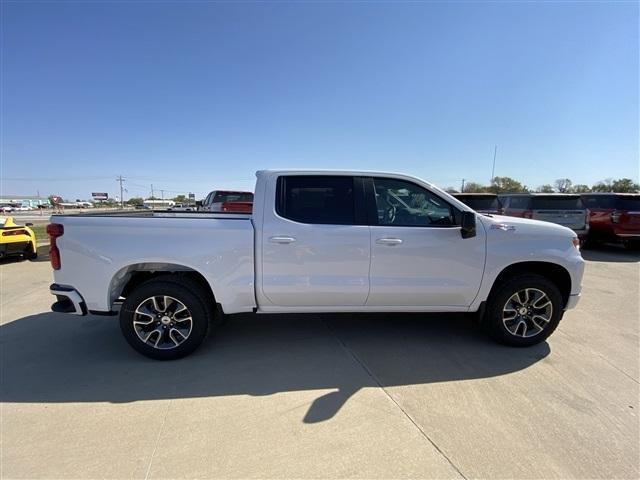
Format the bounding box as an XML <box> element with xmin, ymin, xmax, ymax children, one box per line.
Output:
<box><xmin>260</xmin><ymin>175</ymin><xmax>370</xmax><ymax>307</ymax></box>
<box><xmin>366</xmin><ymin>177</ymin><xmax>485</xmax><ymax>307</ymax></box>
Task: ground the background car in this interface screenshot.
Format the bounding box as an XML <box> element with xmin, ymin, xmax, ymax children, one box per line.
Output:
<box><xmin>0</xmin><ymin>216</ymin><xmax>37</xmax><ymax>260</ymax></box>
<box><xmin>200</xmin><ymin>190</ymin><xmax>254</xmax><ymax>212</ymax></box>
<box><xmin>453</xmin><ymin>193</ymin><xmax>502</xmax><ymax>214</ymax></box>
<box><xmin>581</xmin><ymin>193</ymin><xmax>640</xmax><ymax>249</ymax></box>
<box><xmin>499</xmin><ymin>193</ymin><xmax>588</xmax><ymax>240</ymax></box>
<box><xmin>168</xmin><ymin>203</ymin><xmax>195</xmax><ymax>212</ymax></box>
<box><xmin>0</xmin><ymin>205</ymin><xmax>14</xmax><ymax>213</ymax></box>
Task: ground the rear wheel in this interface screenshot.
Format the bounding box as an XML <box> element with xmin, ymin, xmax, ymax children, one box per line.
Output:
<box><xmin>623</xmin><ymin>239</ymin><xmax>640</xmax><ymax>251</ymax></box>
<box><xmin>120</xmin><ymin>278</ymin><xmax>210</xmax><ymax>360</ymax></box>
<box><xmin>484</xmin><ymin>274</ymin><xmax>563</xmax><ymax>347</ymax></box>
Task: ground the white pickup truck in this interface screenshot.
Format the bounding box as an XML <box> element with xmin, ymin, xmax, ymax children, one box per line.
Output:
<box><xmin>48</xmin><ymin>170</ymin><xmax>585</xmax><ymax>359</ymax></box>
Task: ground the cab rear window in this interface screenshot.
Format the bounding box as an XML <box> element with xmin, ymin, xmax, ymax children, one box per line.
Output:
<box><xmin>531</xmin><ymin>196</ymin><xmax>583</xmax><ymax>210</ymax></box>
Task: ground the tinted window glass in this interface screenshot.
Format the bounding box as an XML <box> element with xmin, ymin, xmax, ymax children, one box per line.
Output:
<box><xmin>277</xmin><ymin>176</ymin><xmax>355</xmax><ymax>225</ymax></box>
<box><xmin>531</xmin><ymin>196</ymin><xmax>583</xmax><ymax>210</ymax></box>
<box><xmin>616</xmin><ymin>196</ymin><xmax>640</xmax><ymax>210</ymax></box>
<box><xmin>456</xmin><ymin>196</ymin><xmax>500</xmax><ymax>211</ymax></box>
<box><xmin>581</xmin><ymin>195</ymin><xmax>616</xmax><ymax>209</ymax></box>
<box><xmin>373</xmin><ymin>178</ymin><xmax>455</xmax><ymax>226</ymax></box>
<box><xmin>507</xmin><ymin>196</ymin><xmax>530</xmax><ymax>209</ymax></box>
<box><xmin>213</xmin><ymin>192</ymin><xmax>254</xmax><ymax>203</ymax></box>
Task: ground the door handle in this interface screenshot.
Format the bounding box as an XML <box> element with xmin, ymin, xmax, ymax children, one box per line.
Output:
<box><xmin>269</xmin><ymin>236</ymin><xmax>296</xmax><ymax>244</ymax></box>
<box><xmin>376</xmin><ymin>237</ymin><xmax>403</xmax><ymax>246</ymax></box>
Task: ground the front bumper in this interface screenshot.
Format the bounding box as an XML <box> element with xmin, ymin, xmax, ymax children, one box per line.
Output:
<box><xmin>50</xmin><ymin>284</ymin><xmax>87</xmax><ymax>316</ymax></box>
<box><xmin>565</xmin><ymin>293</ymin><xmax>581</xmax><ymax>311</ymax></box>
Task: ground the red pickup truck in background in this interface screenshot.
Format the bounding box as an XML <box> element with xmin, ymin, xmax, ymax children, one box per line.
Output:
<box><xmin>581</xmin><ymin>193</ymin><xmax>640</xmax><ymax>249</ymax></box>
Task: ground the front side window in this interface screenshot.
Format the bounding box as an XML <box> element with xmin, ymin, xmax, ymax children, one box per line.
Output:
<box><xmin>276</xmin><ymin>176</ymin><xmax>355</xmax><ymax>225</ymax></box>
<box><xmin>372</xmin><ymin>178</ymin><xmax>456</xmax><ymax>226</ymax></box>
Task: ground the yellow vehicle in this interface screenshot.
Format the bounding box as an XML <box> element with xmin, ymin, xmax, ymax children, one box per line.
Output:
<box><xmin>0</xmin><ymin>216</ymin><xmax>37</xmax><ymax>260</ymax></box>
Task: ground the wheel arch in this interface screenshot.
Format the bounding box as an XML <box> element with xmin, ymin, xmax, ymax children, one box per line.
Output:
<box><xmin>489</xmin><ymin>261</ymin><xmax>572</xmax><ymax>307</ymax></box>
<box><xmin>108</xmin><ymin>263</ymin><xmax>217</xmax><ymax>311</ymax></box>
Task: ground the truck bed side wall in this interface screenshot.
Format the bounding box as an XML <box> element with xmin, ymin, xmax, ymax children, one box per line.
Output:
<box><xmin>52</xmin><ymin>216</ymin><xmax>256</xmax><ymax>313</ymax></box>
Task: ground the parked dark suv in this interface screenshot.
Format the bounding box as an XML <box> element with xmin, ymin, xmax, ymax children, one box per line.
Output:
<box><xmin>453</xmin><ymin>193</ymin><xmax>502</xmax><ymax>214</ymax></box>
<box><xmin>500</xmin><ymin>194</ymin><xmax>588</xmax><ymax>240</ymax></box>
<box><xmin>581</xmin><ymin>193</ymin><xmax>640</xmax><ymax>249</ymax></box>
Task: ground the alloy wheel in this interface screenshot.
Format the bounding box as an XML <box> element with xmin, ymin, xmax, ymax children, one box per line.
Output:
<box><xmin>132</xmin><ymin>296</ymin><xmax>193</xmax><ymax>350</ymax></box>
<box><xmin>502</xmin><ymin>288</ymin><xmax>553</xmax><ymax>338</ymax></box>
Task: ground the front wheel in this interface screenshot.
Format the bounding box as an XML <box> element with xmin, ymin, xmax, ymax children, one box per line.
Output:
<box><xmin>484</xmin><ymin>274</ymin><xmax>564</xmax><ymax>347</ymax></box>
<box><xmin>120</xmin><ymin>279</ymin><xmax>210</xmax><ymax>360</ymax></box>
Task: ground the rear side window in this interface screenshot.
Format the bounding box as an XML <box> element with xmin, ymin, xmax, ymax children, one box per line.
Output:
<box><xmin>531</xmin><ymin>196</ymin><xmax>583</xmax><ymax>210</ymax></box>
<box><xmin>276</xmin><ymin>176</ymin><xmax>355</xmax><ymax>225</ymax></box>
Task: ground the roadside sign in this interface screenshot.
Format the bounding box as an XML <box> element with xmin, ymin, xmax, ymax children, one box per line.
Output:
<box><xmin>92</xmin><ymin>192</ymin><xmax>108</xmax><ymax>200</ymax></box>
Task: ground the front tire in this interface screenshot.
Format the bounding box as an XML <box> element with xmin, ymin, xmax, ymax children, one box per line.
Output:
<box><xmin>484</xmin><ymin>274</ymin><xmax>563</xmax><ymax>347</ymax></box>
<box><xmin>120</xmin><ymin>278</ymin><xmax>210</xmax><ymax>360</ymax></box>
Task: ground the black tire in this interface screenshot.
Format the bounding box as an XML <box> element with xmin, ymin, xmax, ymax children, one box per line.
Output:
<box><xmin>623</xmin><ymin>239</ymin><xmax>640</xmax><ymax>251</ymax></box>
<box><xmin>484</xmin><ymin>274</ymin><xmax>564</xmax><ymax>347</ymax></box>
<box><xmin>120</xmin><ymin>277</ymin><xmax>210</xmax><ymax>360</ymax></box>
<box><xmin>26</xmin><ymin>245</ymin><xmax>38</xmax><ymax>260</ymax></box>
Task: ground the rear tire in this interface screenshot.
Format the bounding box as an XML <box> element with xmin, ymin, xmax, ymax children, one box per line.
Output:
<box><xmin>484</xmin><ymin>274</ymin><xmax>563</xmax><ymax>347</ymax></box>
<box><xmin>120</xmin><ymin>278</ymin><xmax>210</xmax><ymax>360</ymax></box>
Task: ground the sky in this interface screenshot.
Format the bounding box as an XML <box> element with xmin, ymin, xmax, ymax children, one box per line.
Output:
<box><xmin>1</xmin><ymin>1</ymin><xmax>638</xmax><ymax>200</ymax></box>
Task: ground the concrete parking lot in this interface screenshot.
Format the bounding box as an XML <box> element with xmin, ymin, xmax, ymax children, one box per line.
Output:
<box><xmin>1</xmin><ymin>246</ymin><xmax>638</xmax><ymax>479</ymax></box>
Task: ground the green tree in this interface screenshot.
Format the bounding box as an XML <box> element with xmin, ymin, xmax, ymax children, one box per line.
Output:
<box><xmin>462</xmin><ymin>182</ymin><xmax>487</xmax><ymax>193</ymax></box>
<box><xmin>126</xmin><ymin>197</ymin><xmax>144</xmax><ymax>205</ymax></box>
<box><xmin>554</xmin><ymin>178</ymin><xmax>572</xmax><ymax>193</ymax></box>
<box><xmin>591</xmin><ymin>179</ymin><xmax>613</xmax><ymax>192</ymax></box>
<box><xmin>173</xmin><ymin>195</ymin><xmax>187</xmax><ymax>203</ymax></box>
<box><xmin>536</xmin><ymin>184</ymin><xmax>555</xmax><ymax>193</ymax></box>
<box><xmin>444</xmin><ymin>187</ymin><xmax>459</xmax><ymax>193</ymax></box>
<box><xmin>571</xmin><ymin>184</ymin><xmax>591</xmax><ymax>193</ymax></box>
<box><xmin>488</xmin><ymin>177</ymin><xmax>526</xmax><ymax>194</ymax></box>
<box><xmin>611</xmin><ymin>178</ymin><xmax>640</xmax><ymax>193</ymax></box>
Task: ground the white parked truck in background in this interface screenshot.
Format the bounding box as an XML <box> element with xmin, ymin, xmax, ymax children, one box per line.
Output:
<box><xmin>48</xmin><ymin>170</ymin><xmax>585</xmax><ymax>359</ymax></box>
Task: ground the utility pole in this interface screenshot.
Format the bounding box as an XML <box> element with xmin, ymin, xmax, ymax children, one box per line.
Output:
<box><xmin>161</xmin><ymin>190</ymin><xmax>164</xmax><ymax>202</ymax></box>
<box><xmin>491</xmin><ymin>145</ymin><xmax>498</xmax><ymax>183</ymax></box>
<box><xmin>461</xmin><ymin>179</ymin><xmax>466</xmax><ymax>193</ymax></box>
<box><xmin>151</xmin><ymin>184</ymin><xmax>154</xmax><ymax>199</ymax></box>
<box><xmin>116</xmin><ymin>175</ymin><xmax>125</xmax><ymax>209</ymax></box>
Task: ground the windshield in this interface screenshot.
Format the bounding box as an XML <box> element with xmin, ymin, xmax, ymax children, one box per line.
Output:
<box><xmin>531</xmin><ymin>196</ymin><xmax>583</xmax><ymax>210</ymax></box>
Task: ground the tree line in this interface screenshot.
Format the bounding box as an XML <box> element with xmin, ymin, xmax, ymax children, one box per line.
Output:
<box><xmin>446</xmin><ymin>177</ymin><xmax>640</xmax><ymax>194</ymax></box>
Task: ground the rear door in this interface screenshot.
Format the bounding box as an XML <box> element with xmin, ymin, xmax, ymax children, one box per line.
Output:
<box><xmin>366</xmin><ymin>176</ymin><xmax>485</xmax><ymax>307</ymax></box>
<box><xmin>531</xmin><ymin>196</ymin><xmax>586</xmax><ymax>230</ymax></box>
<box><xmin>616</xmin><ymin>196</ymin><xmax>640</xmax><ymax>234</ymax></box>
<box><xmin>260</xmin><ymin>175</ymin><xmax>370</xmax><ymax>307</ymax></box>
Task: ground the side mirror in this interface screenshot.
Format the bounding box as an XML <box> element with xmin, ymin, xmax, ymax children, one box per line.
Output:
<box><xmin>460</xmin><ymin>211</ymin><xmax>476</xmax><ymax>239</ymax></box>
<box><xmin>25</xmin><ymin>222</ymin><xmax>33</xmax><ymax>227</ymax></box>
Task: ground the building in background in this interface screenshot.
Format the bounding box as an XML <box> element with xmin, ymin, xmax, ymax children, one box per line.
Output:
<box><xmin>0</xmin><ymin>195</ymin><xmax>49</xmax><ymax>208</ymax></box>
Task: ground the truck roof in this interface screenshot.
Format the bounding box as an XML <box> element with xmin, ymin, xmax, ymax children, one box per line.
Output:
<box><xmin>256</xmin><ymin>169</ymin><xmax>437</xmax><ymax>187</ymax></box>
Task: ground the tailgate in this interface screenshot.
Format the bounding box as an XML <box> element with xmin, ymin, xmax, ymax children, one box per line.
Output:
<box><xmin>532</xmin><ymin>210</ymin><xmax>586</xmax><ymax>230</ymax></box>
